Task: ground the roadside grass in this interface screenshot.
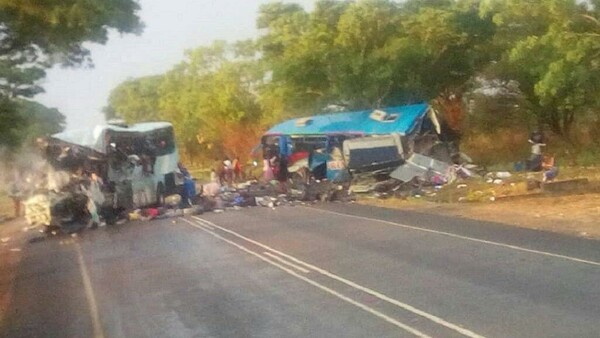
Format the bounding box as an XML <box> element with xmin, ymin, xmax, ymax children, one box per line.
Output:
<box><xmin>460</xmin><ymin>125</ymin><xmax>600</xmax><ymax>168</ymax></box>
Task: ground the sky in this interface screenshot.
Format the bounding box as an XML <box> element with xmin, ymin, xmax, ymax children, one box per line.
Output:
<box><xmin>35</xmin><ymin>0</ymin><xmax>314</xmax><ymax>129</ymax></box>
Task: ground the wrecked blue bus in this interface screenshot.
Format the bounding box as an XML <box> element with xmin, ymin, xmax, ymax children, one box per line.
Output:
<box><xmin>261</xmin><ymin>103</ymin><xmax>451</xmax><ymax>182</ymax></box>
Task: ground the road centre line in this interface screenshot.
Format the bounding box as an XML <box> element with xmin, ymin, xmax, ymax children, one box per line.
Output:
<box><xmin>193</xmin><ymin>221</ymin><xmax>213</xmax><ymax>231</ymax></box>
<box><xmin>179</xmin><ymin>217</ymin><xmax>430</xmax><ymax>338</ymax></box>
<box><xmin>75</xmin><ymin>242</ymin><xmax>105</xmax><ymax>338</ymax></box>
<box><xmin>198</xmin><ymin>222</ymin><xmax>214</xmax><ymax>230</ymax></box>
<box><xmin>262</xmin><ymin>251</ymin><xmax>311</xmax><ymax>273</ymax></box>
<box><xmin>194</xmin><ymin>217</ymin><xmax>310</xmax><ymax>273</ymax></box>
<box><xmin>191</xmin><ymin>216</ymin><xmax>485</xmax><ymax>338</ymax></box>
<box><xmin>303</xmin><ymin>206</ymin><xmax>600</xmax><ymax>267</ymax></box>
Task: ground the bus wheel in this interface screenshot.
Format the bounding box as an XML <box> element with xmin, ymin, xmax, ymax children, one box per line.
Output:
<box><xmin>156</xmin><ymin>183</ymin><xmax>166</xmax><ymax>207</ymax></box>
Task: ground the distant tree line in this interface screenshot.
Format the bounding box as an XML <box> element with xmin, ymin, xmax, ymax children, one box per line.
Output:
<box><xmin>103</xmin><ymin>0</ymin><xmax>600</xmax><ymax>163</ymax></box>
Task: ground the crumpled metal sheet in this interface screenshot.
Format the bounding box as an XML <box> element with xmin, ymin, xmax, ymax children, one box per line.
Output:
<box><xmin>390</xmin><ymin>153</ymin><xmax>451</xmax><ymax>183</ymax></box>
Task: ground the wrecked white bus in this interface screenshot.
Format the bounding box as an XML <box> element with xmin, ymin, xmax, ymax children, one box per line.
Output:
<box><xmin>26</xmin><ymin>122</ymin><xmax>182</xmax><ymax>229</ymax></box>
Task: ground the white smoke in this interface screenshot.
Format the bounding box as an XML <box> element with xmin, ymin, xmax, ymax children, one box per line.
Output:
<box><xmin>0</xmin><ymin>145</ymin><xmax>49</xmax><ymax>197</ymax></box>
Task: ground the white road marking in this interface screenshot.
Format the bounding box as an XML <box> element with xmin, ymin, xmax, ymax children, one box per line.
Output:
<box><xmin>190</xmin><ymin>216</ymin><xmax>485</xmax><ymax>338</ymax></box>
<box><xmin>197</xmin><ymin>221</ymin><xmax>214</xmax><ymax>230</ymax></box>
<box><xmin>193</xmin><ymin>221</ymin><xmax>213</xmax><ymax>232</ymax></box>
<box><xmin>179</xmin><ymin>217</ymin><xmax>430</xmax><ymax>338</ymax></box>
<box><xmin>262</xmin><ymin>251</ymin><xmax>311</xmax><ymax>273</ymax></box>
<box><xmin>303</xmin><ymin>206</ymin><xmax>600</xmax><ymax>267</ymax></box>
<box><xmin>75</xmin><ymin>242</ymin><xmax>105</xmax><ymax>338</ymax></box>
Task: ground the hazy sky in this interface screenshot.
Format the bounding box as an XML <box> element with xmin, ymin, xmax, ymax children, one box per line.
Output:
<box><xmin>35</xmin><ymin>0</ymin><xmax>314</xmax><ymax>129</ymax></box>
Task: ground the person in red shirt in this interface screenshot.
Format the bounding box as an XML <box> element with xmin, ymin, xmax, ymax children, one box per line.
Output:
<box><xmin>232</xmin><ymin>157</ymin><xmax>242</xmax><ymax>182</ymax></box>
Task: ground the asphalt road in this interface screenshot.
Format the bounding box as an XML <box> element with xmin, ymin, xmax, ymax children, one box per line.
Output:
<box><xmin>1</xmin><ymin>203</ymin><xmax>599</xmax><ymax>337</ymax></box>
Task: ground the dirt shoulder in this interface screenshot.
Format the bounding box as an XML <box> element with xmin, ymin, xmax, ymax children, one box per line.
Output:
<box><xmin>360</xmin><ymin>192</ymin><xmax>600</xmax><ymax>240</ymax></box>
<box><xmin>0</xmin><ymin>218</ymin><xmax>31</xmax><ymax>323</ymax></box>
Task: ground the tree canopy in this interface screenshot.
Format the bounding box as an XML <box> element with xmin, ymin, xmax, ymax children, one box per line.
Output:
<box><xmin>105</xmin><ymin>0</ymin><xmax>600</xmax><ymax>162</ymax></box>
<box><xmin>0</xmin><ymin>98</ymin><xmax>66</xmax><ymax>149</ymax></box>
<box><xmin>0</xmin><ymin>0</ymin><xmax>142</xmax><ymax>150</ymax></box>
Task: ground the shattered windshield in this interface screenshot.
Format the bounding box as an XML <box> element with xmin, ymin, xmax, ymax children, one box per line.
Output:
<box><xmin>107</xmin><ymin>126</ymin><xmax>176</xmax><ymax>157</ymax></box>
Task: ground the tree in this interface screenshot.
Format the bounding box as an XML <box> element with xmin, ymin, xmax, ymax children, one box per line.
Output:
<box><xmin>0</xmin><ymin>0</ymin><xmax>142</xmax><ymax>148</ymax></box>
<box><xmin>0</xmin><ymin>98</ymin><xmax>65</xmax><ymax>149</ymax></box>
<box><xmin>0</xmin><ymin>0</ymin><xmax>142</xmax><ymax>66</ymax></box>
<box><xmin>257</xmin><ymin>0</ymin><xmax>495</xmax><ymax>130</ymax></box>
<box><xmin>157</xmin><ymin>41</ymin><xmax>265</xmax><ymax>162</ymax></box>
<box><xmin>105</xmin><ymin>75</ymin><xmax>163</xmax><ymax>123</ymax></box>
<box><xmin>485</xmin><ymin>0</ymin><xmax>600</xmax><ymax>137</ymax></box>
<box><xmin>0</xmin><ymin>0</ymin><xmax>142</xmax><ymax>97</ymax></box>
<box><xmin>17</xmin><ymin>99</ymin><xmax>66</xmax><ymax>141</ymax></box>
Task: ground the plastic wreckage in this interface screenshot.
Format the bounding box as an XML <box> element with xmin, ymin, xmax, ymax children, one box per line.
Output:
<box><xmin>24</xmin><ymin>121</ymin><xmax>195</xmax><ymax>233</ymax></box>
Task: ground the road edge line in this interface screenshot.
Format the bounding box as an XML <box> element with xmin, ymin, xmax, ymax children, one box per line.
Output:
<box><xmin>303</xmin><ymin>206</ymin><xmax>600</xmax><ymax>267</ymax></box>
<box><xmin>75</xmin><ymin>242</ymin><xmax>105</xmax><ymax>338</ymax></box>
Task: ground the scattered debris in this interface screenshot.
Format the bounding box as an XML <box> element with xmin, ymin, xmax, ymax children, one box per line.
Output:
<box><xmin>494</xmin><ymin>172</ymin><xmax>512</xmax><ymax>179</ymax></box>
<box><xmin>28</xmin><ymin>236</ymin><xmax>46</xmax><ymax>244</ymax></box>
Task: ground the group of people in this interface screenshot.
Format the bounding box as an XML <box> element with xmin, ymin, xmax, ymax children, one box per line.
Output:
<box><xmin>211</xmin><ymin>157</ymin><xmax>243</xmax><ymax>186</ymax></box>
<box><xmin>524</xmin><ymin>131</ymin><xmax>558</xmax><ymax>182</ymax></box>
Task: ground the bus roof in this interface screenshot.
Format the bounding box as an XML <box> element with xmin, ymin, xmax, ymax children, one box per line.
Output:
<box><xmin>265</xmin><ymin>104</ymin><xmax>429</xmax><ymax>137</ymax></box>
<box><xmin>51</xmin><ymin>121</ymin><xmax>173</xmax><ymax>154</ymax></box>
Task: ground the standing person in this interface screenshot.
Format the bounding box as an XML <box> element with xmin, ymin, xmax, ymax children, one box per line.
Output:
<box><xmin>223</xmin><ymin>158</ymin><xmax>233</xmax><ymax>186</ymax></box>
<box><xmin>177</xmin><ymin>162</ymin><xmax>196</xmax><ymax>206</ymax></box>
<box><xmin>263</xmin><ymin>157</ymin><xmax>274</xmax><ymax>182</ymax></box>
<box><xmin>81</xmin><ymin>172</ymin><xmax>105</xmax><ymax>228</ymax></box>
<box><xmin>277</xmin><ymin>155</ymin><xmax>289</xmax><ymax>194</ymax></box>
<box><xmin>9</xmin><ymin>180</ymin><xmax>23</xmax><ymax>218</ymax></box>
<box><xmin>232</xmin><ymin>157</ymin><xmax>242</xmax><ymax>182</ymax></box>
<box><xmin>212</xmin><ymin>158</ymin><xmax>223</xmax><ymax>185</ymax></box>
<box><xmin>527</xmin><ymin>131</ymin><xmax>546</xmax><ymax>172</ymax></box>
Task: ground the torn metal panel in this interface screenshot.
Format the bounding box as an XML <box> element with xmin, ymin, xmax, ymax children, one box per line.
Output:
<box><xmin>390</xmin><ymin>162</ymin><xmax>427</xmax><ymax>183</ymax></box>
<box><xmin>427</xmin><ymin>108</ymin><xmax>442</xmax><ymax>134</ymax></box>
<box><xmin>390</xmin><ymin>153</ymin><xmax>451</xmax><ymax>183</ymax></box>
<box><xmin>343</xmin><ymin>135</ymin><xmax>403</xmax><ymax>174</ymax></box>
<box><xmin>409</xmin><ymin>153</ymin><xmax>451</xmax><ymax>174</ymax></box>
